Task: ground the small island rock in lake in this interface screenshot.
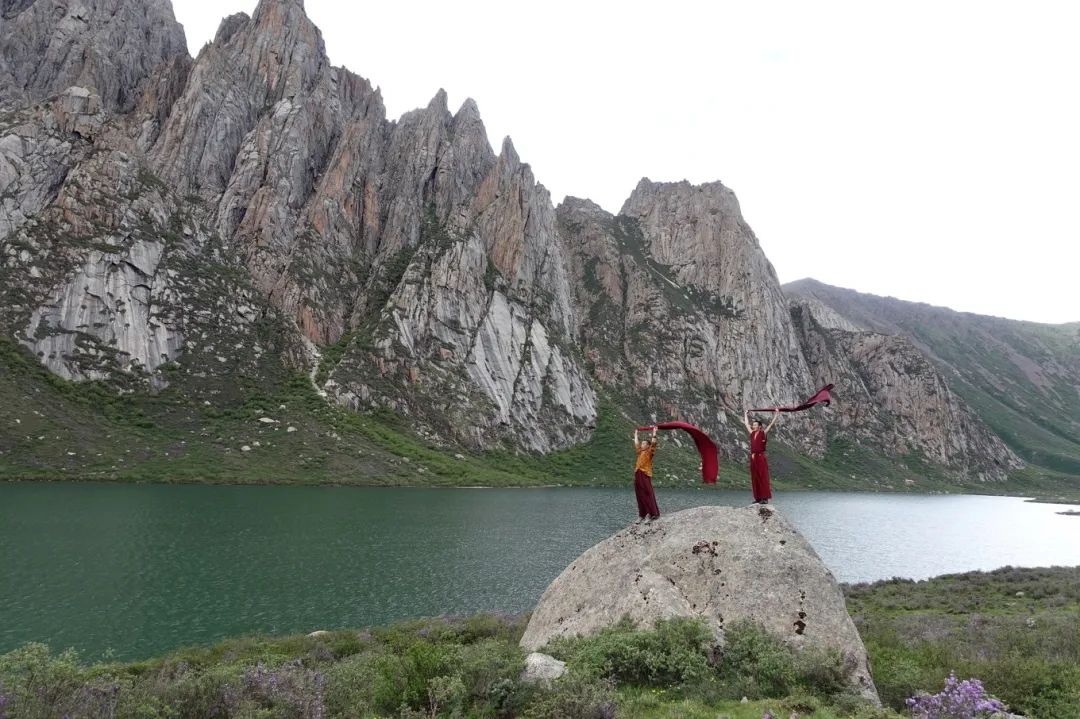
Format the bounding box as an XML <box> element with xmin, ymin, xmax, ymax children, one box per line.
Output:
<box><xmin>520</xmin><ymin>505</ymin><xmax>880</xmax><ymax>704</ymax></box>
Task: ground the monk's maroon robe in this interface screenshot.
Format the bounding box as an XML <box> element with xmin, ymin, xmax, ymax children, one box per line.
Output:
<box><xmin>749</xmin><ymin>429</ymin><xmax>772</xmax><ymax>502</ymax></box>
<box><xmin>634</xmin><ymin>470</ymin><xmax>661</xmax><ymax>518</ymax></box>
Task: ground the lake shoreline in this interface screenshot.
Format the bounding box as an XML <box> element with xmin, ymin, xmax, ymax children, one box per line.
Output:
<box><xmin>3</xmin><ymin>566</ymin><xmax>1078</xmax><ymax>718</ymax></box>
<box><xmin>4</xmin><ymin>483</ymin><xmax>1079</xmax><ymax>664</ymax></box>
<box><xmin>4</xmin><ymin>472</ymin><xmax>1078</xmax><ymax>503</ymax></box>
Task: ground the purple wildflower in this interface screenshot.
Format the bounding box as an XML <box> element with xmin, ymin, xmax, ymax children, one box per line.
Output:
<box><xmin>0</xmin><ymin>690</ymin><xmax>9</xmax><ymax>719</ymax></box>
<box><xmin>906</xmin><ymin>673</ymin><xmax>1008</xmax><ymax>718</ymax></box>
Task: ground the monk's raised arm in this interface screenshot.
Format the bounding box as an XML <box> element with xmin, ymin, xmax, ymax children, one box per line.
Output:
<box><xmin>766</xmin><ymin>409</ymin><xmax>780</xmax><ymax>433</ymax></box>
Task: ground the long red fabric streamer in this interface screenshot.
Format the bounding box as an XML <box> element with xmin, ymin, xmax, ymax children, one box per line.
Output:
<box><xmin>750</xmin><ymin>383</ymin><xmax>835</xmax><ymax>413</ymax></box>
<box><xmin>636</xmin><ymin>421</ymin><xmax>718</xmax><ymax>484</ymax></box>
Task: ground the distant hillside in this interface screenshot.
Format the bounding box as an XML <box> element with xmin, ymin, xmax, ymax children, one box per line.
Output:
<box><xmin>786</xmin><ymin>279</ymin><xmax>1080</xmax><ymax>477</ymax></box>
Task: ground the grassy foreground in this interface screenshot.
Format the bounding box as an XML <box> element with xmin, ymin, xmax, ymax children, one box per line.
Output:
<box><xmin>2</xmin><ymin>567</ymin><xmax>1078</xmax><ymax>718</ymax></box>
<box><xmin>846</xmin><ymin>566</ymin><xmax>1080</xmax><ymax>718</ymax></box>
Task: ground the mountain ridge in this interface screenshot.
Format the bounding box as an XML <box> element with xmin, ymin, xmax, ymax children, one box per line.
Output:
<box><xmin>785</xmin><ymin>277</ymin><xmax>1079</xmax><ymax>327</ymax></box>
<box><xmin>0</xmin><ymin>0</ymin><xmax>1074</xmax><ymax>491</ymax></box>
<box><xmin>786</xmin><ymin>278</ymin><xmax>1080</xmax><ymax>477</ymax></box>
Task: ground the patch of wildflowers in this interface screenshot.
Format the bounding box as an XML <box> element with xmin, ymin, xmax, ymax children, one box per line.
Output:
<box><xmin>906</xmin><ymin>673</ymin><xmax>1008</xmax><ymax>718</ymax></box>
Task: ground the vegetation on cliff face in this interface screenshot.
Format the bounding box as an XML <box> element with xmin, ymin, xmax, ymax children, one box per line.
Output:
<box><xmin>4</xmin><ymin>332</ymin><xmax>1078</xmax><ymax>500</ymax></box>
<box><xmin>4</xmin><ymin>566</ymin><xmax>1077</xmax><ymax>718</ymax></box>
<box><xmin>786</xmin><ymin>279</ymin><xmax>1080</xmax><ymax>482</ymax></box>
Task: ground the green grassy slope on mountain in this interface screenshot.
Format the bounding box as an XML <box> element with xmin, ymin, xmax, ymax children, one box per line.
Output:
<box><xmin>0</xmin><ymin>333</ymin><xmax>738</xmax><ymax>489</ymax></box>
<box><xmin>0</xmin><ymin>335</ymin><xmax>537</xmax><ymax>487</ymax></box>
<box><xmin>785</xmin><ymin>279</ymin><xmax>1080</xmax><ymax>481</ymax></box>
<box><xmin>4</xmin><ymin>335</ymin><xmax>1079</xmax><ymax>499</ymax></box>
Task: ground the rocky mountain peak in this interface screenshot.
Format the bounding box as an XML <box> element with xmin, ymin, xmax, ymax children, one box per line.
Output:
<box><xmin>622</xmin><ymin>177</ymin><xmax>735</xmax><ymax>210</ymax></box>
<box><xmin>498</xmin><ymin>136</ymin><xmax>520</xmax><ymax>165</ymax></box>
<box><xmin>791</xmin><ymin>295</ymin><xmax>865</xmax><ymax>333</ymax></box>
<box><xmin>558</xmin><ymin>179</ymin><xmax>824</xmax><ymax>458</ymax></box>
<box><xmin>620</xmin><ymin>176</ymin><xmax>774</xmax><ymax>297</ymax></box>
<box><xmin>0</xmin><ymin>0</ymin><xmax>188</xmax><ymax>112</ymax></box>
<box><xmin>0</xmin><ymin>1</ymin><xmax>1051</xmax><ymax>484</ymax></box>
<box><xmin>427</xmin><ymin>88</ymin><xmax>449</xmax><ymax>113</ymax></box>
<box><xmin>451</xmin><ymin>98</ymin><xmax>487</xmax><ymax>145</ymax></box>
<box><xmin>454</xmin><ymin>97</ymin><xmax>481</xmax><ymax>120</ymax></box>
<box><xmin>150</xmin><ymin>0</ymin><xmax>350</xmax><ymax>197</ymax></box>
<box><xmin>244</xmin><ymin>0</ymin><xmax>328</xmax><ymax>94</ymax></box>
<box><xmin>213</xmin><ymin>12</ymin><xmax>250</xmax><ymax>46</ymax></box>
<box><xmin>558</xmin><ymin>196</ymin><xmax>607</xmax><ymax>218</ymax></box>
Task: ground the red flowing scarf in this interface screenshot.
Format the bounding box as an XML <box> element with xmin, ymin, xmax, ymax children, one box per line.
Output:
<box><xmin>636</xmin><ymin>421</ymin><xmax>718</xmax><ymax>484</ymax></box>
<box><xmin>750</xmin><ymin>384</ymin><xmax>834</xmax><ymax>413</ymax></box>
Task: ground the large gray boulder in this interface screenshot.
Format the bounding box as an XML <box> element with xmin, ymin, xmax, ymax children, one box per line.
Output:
<box><xmin>520</xmin><ymin>505</ymin><xmax>879</xmax><ymax>704</ymax></box>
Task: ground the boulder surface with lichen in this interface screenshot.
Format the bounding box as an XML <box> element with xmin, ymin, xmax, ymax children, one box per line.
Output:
<box><xmin>520</xmin><ymin>504</ymin><xmax>880</xmax><ymax>705</ymax></box>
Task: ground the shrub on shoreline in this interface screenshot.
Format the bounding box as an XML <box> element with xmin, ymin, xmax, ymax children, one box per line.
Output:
<box><xmin>0</xmin><ymin>616</ymin><xmax>871</xmax><ymax>718</ymax></box>
<box><xmin>2</xmin><ymin>567</ymin><xmax>1077</xmax><ymax>718</ymax></box>
<box><xmin>846</xmin><ymin>566</ymin><xmax>1080</xmax><ymax>717</ymax></box>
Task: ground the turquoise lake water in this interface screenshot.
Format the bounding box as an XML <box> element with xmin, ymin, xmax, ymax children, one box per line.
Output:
<box><xmin>1</xmin><ymin>483</ymin><xmax>1078</xmax><ymax>660</ymax></box>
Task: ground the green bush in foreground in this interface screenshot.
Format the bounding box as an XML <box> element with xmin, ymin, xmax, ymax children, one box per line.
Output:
<box><xmin>544</xmin><ymin>618</ymin><xmax>865</xmax><ymax>712</ymax></box>
<box><xmin>522</xmin><ymin>675</ymin><xmax>617</xmax><ymax>719</ymax></box>
<box><xmin>846</xmin><ymin>566</ymin><xmax>1080</xmax><ymax>718</ymax></box>
<box><xmin>0</xmin><ymin>616</ymin><xmax>526</xmax><ymax>719</ymax></box>
<box><xmin>4</xmin><ymin>567</ymin><xmax>1078</xmax><ymax>717</ymax></box>
<box><xmin>545</xmin><ymin>617</ymin><xmax>713</xmax><ymax>686</ymax></box>
<box><xmin>0</xmin><ymin>616</ymin><xmax>874</xmax><ymax>718</ymax></box>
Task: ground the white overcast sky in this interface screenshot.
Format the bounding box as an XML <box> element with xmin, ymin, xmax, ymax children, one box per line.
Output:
<box><xmin>172</xmin><ymin>0</ymin><xmax>1079</xmax><ymax>324</ymax></box>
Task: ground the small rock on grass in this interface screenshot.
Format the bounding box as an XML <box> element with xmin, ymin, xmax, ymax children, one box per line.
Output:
<box><xmin>520</xmin><ymin>652</ymin><xmax>566</xmax><ymax>685</ymax></box>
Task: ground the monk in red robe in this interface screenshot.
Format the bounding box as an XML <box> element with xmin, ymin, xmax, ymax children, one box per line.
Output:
<box><xmin>632</xmin><ymin>427</ymin><xmax>660</xmax><ymax>522</ymax></box>
<box><xmin>743</xmin><ymin>409</ymin><xmax>779</xmax><ymax>504</ymax></box>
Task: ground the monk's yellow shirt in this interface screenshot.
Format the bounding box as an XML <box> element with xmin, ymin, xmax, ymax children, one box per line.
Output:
<box><xmin>634</xmin><ymin>443</ymin><xmax>657</xmax><ymax>476</ymax></box>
